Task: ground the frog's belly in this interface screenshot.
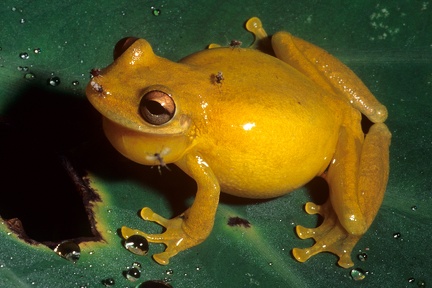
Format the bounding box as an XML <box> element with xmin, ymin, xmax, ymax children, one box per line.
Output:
<box><xmin>201</xmin><ymin>117</ymin><xmax>339</xmax><ymax>199</ymax></box>
<box><xmin>213</xmin><ymin>139</ymin><xmax>336</xmax><ymax>199</ymax></box>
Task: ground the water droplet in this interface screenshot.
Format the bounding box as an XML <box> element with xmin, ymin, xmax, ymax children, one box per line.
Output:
<box><xmin>268</xmin><ymin>262</ymin><xmax>273</xmax><ymax>266</ymax></box>
<box><xmin>350</xmin><ymin>268</ymin><xmax>366</xmax><ymax>281</ymax></box>
<box><xmin>0</xmin><ymin>264</ymin><xmax>5</xmax><ymax>268</ymax></box>
<box><xmin>101</xmin><ymin>278</ymin><xmax>115</xmax><ymax>286</ymax></box>
<box><xmin>357</xmin><ymin>252</ymin><xmax>368</xmax><ymax>261</ymax></box>
<box><xmin>89</xmin><ymin>251</ymin><xmax>94</xmax><ymax>255</ymax></box>
<box><xmin>151</xmin><ymin>7</ymin><xmax>161</xmax><ymax>16</ymax></box>
<box><xmin>124</xmin><ymin>235</ymin><xmax>149</xmax><ymax>256</ymax></box>
<box><xmin>19</xmin><ymin>52</ymin><xmax>29</xmax><ymax>60</ymax></box>
<box><xmin>417</xmin><ymin>280</ymin><xmax>426</xmax><ymax>287</ymax></box>
<box><xmin>24</xmin><ymin>73</ymin><xmax>36</xmax><ymax>80</ymax></box>
<box><xmin>54</xmin><ymin>241</ymin><xmax>80</xmax><ymax>263</ymax></box>
<box><xmin>132</xmin><ymin>262</ymin><xmax>142</xmax><ymax>269</ymax></box>
<box><xmin>48</xmin><ymin>76</ymin><xmax>61</xmax><ymax>86</ymax></box>
<box><xmin>166</xmin><ymin>268</ymin><xmax>174</xmax><ymax>275</ymax></box>
<box><xmin>196</xmin><ymin>266</ymin><xmax>201</xmax><ymax>271</ymax></box>
<box><xmin>411</xmin><ymin>205</ymin><xmax>417</xmax><ymax>211</ymax></box>
<box><xmin>408</xmin><ymin>277</ymin><xmax>415</xmax><ymax>283</ymax></box>
<box><xmin>137</xmin><ymin>280</ymin><xmax>173</xmax><ymax>288</ymax></box>
<box><xmin>72</xmin><ymin>80</ymin><xmax>79</xmax><ymax>86</ymax></box>
<box><xmin>125</xmin><ymin>267</ymin><xmax>141</xmax><ymax>282</ymax></box>
<box><xmin>33</xmin><ymin>48</ymin><xmax>41</xmax><ymax>54</ymax></box>
<box><xmin>393</xmin><ymin>232</ymin><xmax>402</xmax><ymax>239</ymax></box>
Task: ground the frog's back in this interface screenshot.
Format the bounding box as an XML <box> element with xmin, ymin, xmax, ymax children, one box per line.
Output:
<box><xmin>180</xmin><ymin>47</ymin><xmax>344</xmax><ymax>114</ymax></box>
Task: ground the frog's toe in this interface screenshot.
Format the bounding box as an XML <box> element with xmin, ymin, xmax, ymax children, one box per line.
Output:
<box><xmin>293</xmin><ymin>200</ymin><xmax>360</xmax><ymax>268</ymax></box>
<box><xmin>295</xmin><ymin>225</ymin><xmax>312</xmax><ymax>239</ymax></box>
<box><xmin>152</xmin><ymin>246</ymin><xmax>181</xmax><ymax>265</ymax></box>
<box><xmin>121</xmin><ymin>226</ymin><xmax>149</xmax><ymax>239</ymax></box>
<box><xmin>292</xmin><ymin>246</ymin><xmax>317</xmax><ymax>263</ymax></box>
<box><xmin>292</xmin><ymin>241</ymin><xmax>355</xmax><ymax>268</ymax></box>
<box><xmin>153</xmin><ymin>252</ymin><xmax>170</xmax><ymax>265</ymax></box>
<box><xmin>304</xmin><ymin>202</ymin><xmax>321</xmax><ymax>215</ymax></box>
<box><xmin>140</xmin><ymin>207</ymin><xmax>170</xmax><ymax>226</ymax></box>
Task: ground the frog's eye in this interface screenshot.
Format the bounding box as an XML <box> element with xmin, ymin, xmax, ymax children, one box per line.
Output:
<box><xmin>113</xmin><ymin>37</ymin><xmax>139</xmax><ymax>60</ymax></box>
<box><xmin>139</xmin><ymin>90</ymin><xmax>176</xmax><ymax>125</ymax></box>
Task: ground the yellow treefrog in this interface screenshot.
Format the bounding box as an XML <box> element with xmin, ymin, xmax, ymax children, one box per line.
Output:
<box><xmin>86</xmin><ymin>17</ymin><xmax>391</xmax><ymax>268</ymax></box>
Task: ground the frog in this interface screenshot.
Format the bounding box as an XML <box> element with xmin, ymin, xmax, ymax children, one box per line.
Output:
<box><xmin>86</xmin><ymin>17</ymin><xmax>391</xmax><ymax>268</ymax></box>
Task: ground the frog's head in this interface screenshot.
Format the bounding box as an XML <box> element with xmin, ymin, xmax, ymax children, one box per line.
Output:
<box><xmin>86</xmin><ymin>38</ymin><xmax>195</xmax><ymax>166</ymax></box>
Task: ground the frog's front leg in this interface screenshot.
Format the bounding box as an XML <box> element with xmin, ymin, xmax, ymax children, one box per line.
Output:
<box><xmin>121</xmin><ymin>152</ymin><xmax>220</xmax><ymax>265</ymax></box>
<box><xmin>293</xmin><ymin>122</ymin><xmax>391</xmax><ymax>268</ymax></box>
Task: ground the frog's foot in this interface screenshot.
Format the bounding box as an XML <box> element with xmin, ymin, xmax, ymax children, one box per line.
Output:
<box><xmin>292</xmin><ymin>200</ymin><xmax>361</xmax><ymax>268</ymax></box>
<box><xmin>121</xmin><ymin>207</ymin><xmax>204</xmax><ymax>265</ymax></box>
<box><xmin>208</xmin><ymin>17</ymin><xmax>270</xmax><ymax>50</ymax></box>
<box><xmin>245</xmin><ymin>17</ymin><xmax>268</xmax><ymax>48</ymax></box>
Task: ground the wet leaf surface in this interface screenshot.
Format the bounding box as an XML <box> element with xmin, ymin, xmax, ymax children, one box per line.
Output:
<box><xmin>1</xmin><ymin>0</ymin><xmax>431</xmax><ymax>287</ymax></box>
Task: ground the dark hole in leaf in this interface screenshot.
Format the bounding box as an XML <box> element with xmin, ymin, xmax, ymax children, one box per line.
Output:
<box><xmin>0</xmin><ymin>83</ymin><xmax>103</xmax><ymax>247</ymax></box>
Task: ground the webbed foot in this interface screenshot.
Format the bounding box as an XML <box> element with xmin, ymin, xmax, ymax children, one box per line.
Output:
<box><xmin>121</xmin><ymin>207</ymin><xmax>205</xmax><ymax>265</ymax></box>
<box><xmin>292</xmin><ymin>200</ymin><xmax>361</xmax><ymax>268</ymax></box>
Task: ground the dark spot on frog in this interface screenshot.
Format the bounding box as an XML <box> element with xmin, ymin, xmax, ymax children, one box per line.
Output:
<box><xmin>90</xmin><ymin>69</ymin><xmax>104</xmax><ymax>93</ymax></box>
<box><xmin>153</xmin><ymin>152</ymin><xmax>171</xmax><ymax>174</ymax></box>
<box><xmin>227</xmin><ymin>216</ymin><xmax>251</xmax><ymax>228</ymax></box>
<box><xmin>230</xmin><ymin>39</ymin><xmax>242</xmax><ymax>48</ymax></box>
<box><xmin>90</xmin><ymin>79</ymin><xmax>104</xmax><ymax>93</ymax></box>
<box><xmin>90</xmin><ymin>68</ymin><xmax>101</xmax><ymax>78</ymax></box>
<box><xmin>153</xmin><ymin>153</ymin><xmax>166</xmax><ymax>166</ymax></box>
<box><xmin>211</xmin><ymin>71</ymin><xmax>224</xmax><ymax>85</ymax></box>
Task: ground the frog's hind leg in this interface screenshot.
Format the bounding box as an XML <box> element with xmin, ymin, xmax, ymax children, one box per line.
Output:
<box><xmin>271</xmin><ymin>31</ymin><xmax>388</xmax><ymax>124</ymax></box>
<box><xmin>271</xmin><ymin>22</ymin><xmax>391</xmax><ymax>267</ymax></box>
<box><xmin>293</xmin><ymin>122</ymin><xmax>391</xmax><ymax>268</ymax></box>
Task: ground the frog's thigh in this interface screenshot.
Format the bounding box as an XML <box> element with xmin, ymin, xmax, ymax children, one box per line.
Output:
<box><xmin>327</xmin><ymin>123</ymin><xmax>391</xmax><ymax>235</ymax></box>
<box><xmin>271</xmin><ymin>31</ymin><xmax>388</xmax><ymax>123</ymax></box>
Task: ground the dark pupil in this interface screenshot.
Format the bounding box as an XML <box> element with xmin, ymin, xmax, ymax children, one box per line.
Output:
<box><xmin>145</xmin><ymin>100</ymin><xmax>167</xmax><ymax>115</ymax></box>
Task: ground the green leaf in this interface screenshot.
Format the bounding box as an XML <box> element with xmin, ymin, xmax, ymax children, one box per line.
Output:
<box><xmin>1</xmin><ymin>0</ymin><xmax>431</xmax><ymax>287</ymax></box>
